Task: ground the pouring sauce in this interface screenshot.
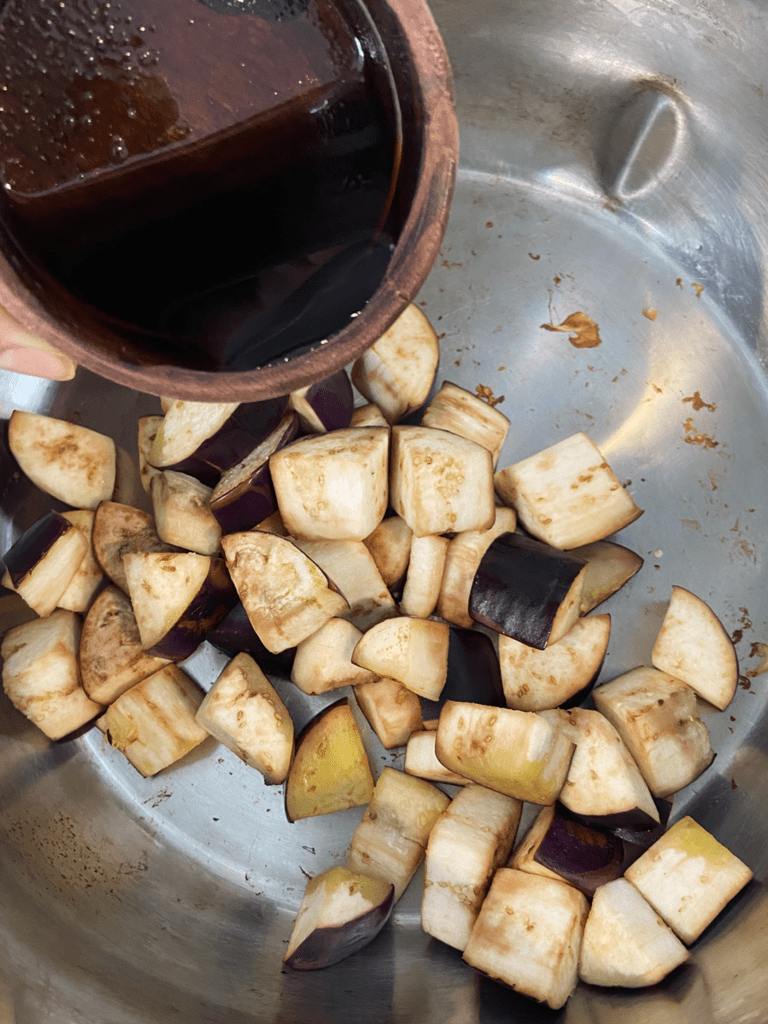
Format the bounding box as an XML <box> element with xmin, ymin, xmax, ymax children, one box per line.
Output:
<box><xmin>0</xmin><ymin>0</ymin><xmax>401</xmax><ymax>371</ymax></box>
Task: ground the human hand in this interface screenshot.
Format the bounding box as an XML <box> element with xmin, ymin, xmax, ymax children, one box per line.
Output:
<box><xmin>0</xmin><ymin>305</ymin><xmax>76</xmax><ymax>380</ymax></box>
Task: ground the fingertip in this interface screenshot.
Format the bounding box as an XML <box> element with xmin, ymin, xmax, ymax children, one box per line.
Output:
<box><xmin>0</xmin><ymin>346</ymin><xmax>77</xmax><ymax>381</ymax></box>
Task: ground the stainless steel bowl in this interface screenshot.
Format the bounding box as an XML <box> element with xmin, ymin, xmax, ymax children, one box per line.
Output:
<box><xmin>2</xmin><ymin>0</ymin><xmax>768</xmax><ymax>1020</ymax></box>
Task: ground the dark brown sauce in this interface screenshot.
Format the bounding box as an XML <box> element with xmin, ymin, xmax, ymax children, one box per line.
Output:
<box><xmin>0</xmin><ymin>0</ymin><xmax>401</xmax><ymax>371</ymax></box>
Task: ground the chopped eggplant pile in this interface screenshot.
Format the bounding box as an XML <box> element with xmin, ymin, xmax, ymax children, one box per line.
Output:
<box><xmin>0</xmin><ymin>303</ymin><xmax>753</xmax><ymax>1009</ymax></box>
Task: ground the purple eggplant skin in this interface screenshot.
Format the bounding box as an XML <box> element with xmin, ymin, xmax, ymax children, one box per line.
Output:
<box><xmin>558</xmin><ymin>657</ymin><xmax>606</xmax><ymax>710</ymax></box>
<box><xmin>556</xmin><ymin>797</ymin><xmax>667</xmax><ymax>840</ymax></box>
<box><xmin>3</xmin><ymin>511</ymin><xmax>74</xmax><ymax>587</ymax></box>
<box><xmin>534</xmin><ymin>809</ymin><xmax>624</xmax><ymax>897</ymax></box>
<box><xmin>155</xmin><ymin>397</ymin><xmax>289</xmax><ymax>486</ymax></box>
<box><xmin>145</xmin><ymin>557</ymin><xmax>238</xmax><ymax>660</ymax></box>
<box><xmin>206</xmin><ymin>601</ymin><xmax>296</xmax><ymax>678</ymax></box>
<box><xmin>284</xmin><ymin>885</ymin><xmax>394</xmax><ymax>970</ymax></box>
<box><xmin>420</xmin><ymin>627</ymin><xmax>504</xmax><ymax>721</ymax></box>
<box><xmin>210</xmin><ymin>412</ymin><xmax>300</xmax><ymax>534</ymax></box>
<box><xmin>293</xmin><ymin>368</ymin><xmax>354</xmax><ymax>434</ymax></box>
<box><xmin>468</xmin><ymin>533</ymin><xmax>587</xmax><ymax>649</ymax></box>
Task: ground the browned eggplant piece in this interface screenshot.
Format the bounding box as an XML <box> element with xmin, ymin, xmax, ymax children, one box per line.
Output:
<box><xmin>2</xmin><ymin>510</ymin><xmax>88</xmax><ymax>617</ymax></box>
<box><xmin>221</xmin><ymin>531</ymin><xmax>348</xmax><ymax>653</ymax></box>
<box><xmin>421</xmin><ymin>381</ymin><xmax>511</xmax><ymax>467</ymax></box>
<box><xmin>92</xmin><ymin>501</ymin><xmax>175</xmax><ymax>594</ymax></box>
<box><xmin>510</xmin><ymin>804</ymin><xmax>624</xmax><ymax>897</ymax></box>
<box><xmin>124</xmin><ymin>551</ymin><xmax>238</xmax><ymax>660</ymax></box>
<box><xmin>404</xmin><ymin>729</ymin><xmax>469</xmax><ymax>785</ymax></box>
<box><xmin>205</xmin><ymin>601</ymin><xmax>295</xmax><ymax>679</ymax></box>
<box><xmin>573</xmin><ymin>539</ymin><xmax>644</xmax><ymax>613</ymax></box>
<box><xmin>8</xmin><ymin>410</ymin><xmax>116</xmax><ymax>509</ymax></box>
<box><xmin>57</xmin><ymin>510</ymin><xmax>104</xmax><ymax>614</ymax></box>
<box><xmin>137</xmin><ymin>415</ymin><xmax>164</xmax><ymax>495</ymax></box>
<box><xmin>353</xmin><ymin>676</ymin><xmax>423</xmax><ymax>750</ymax></box>
<box><xmin>287</xmin><ymin>367</ymin><xmax>354</xmax><ymax>435</ymax></box>
<box><xmin>469</xmin><ymin>533</ymin><xmax>587</xmax><ymax>649</ymax></box>
<box><xmin>291</xmin><ymin>618</ymin><xmax>378</xmax><ymax>695</ymax></box>
<box><xmin>150</xmin><ymin>471</ymin><xmax>221</xmax><ymax>556</ymax></box>
<box><xmin>350</xmin><ymin>403</ymin><xmax>389</xmax><ymax>429</ymax></box>
<box><xmin>399</xmin><ymin>534</ymin><xmax>449</xmax><ymax>619</ymax></box>
<box><xmin>284</xmin><ymin>698</ymin><xmax>373</xmax><ymax>822</ymax></box>
<box><xmin>352</xmin><ymin>616</ymin><xmax>450</xmax><ymax>701</ymax></box>
<box><xmin>283</xmin><ymin>866</ymin><xmax>394</xmax><ymax>971</ymax></box>
<box><xmin>209</xmin><ymin>411</ymin><xmax>300</xmax><ymax>535</ymax></box>
<box><xmin>79</xmin><ymin>585</ymin><xmax>170</xmax><ymax>705</ymax></box>
<box><xmin>610</xmin><ymin>796</ymin><xmax>673</xmax><ymax>848</ymax></box>
<box><xmin>419</xmin><ymin>626</ymin><xmax>505</xmax><ymax>722</ymax></box>
<box><xmin>149</xmin><ymin>397</ymin><xmax>288</xmax><ymax>486</ymax></box>
<box><xmin>2</xmin><ymin>609</ymin><xmax>102</xmax><ymax>740</ymax></box>
<box><xmin>362</xmin><ymin>514</ymin><xmax>413</xmax><ymax>593</ymax></box>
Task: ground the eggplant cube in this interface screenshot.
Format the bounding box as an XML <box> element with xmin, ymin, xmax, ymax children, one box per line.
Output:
<box><xmin>579</xmin><ymin>878</ymin><xmax>689</xmax><ymax>987</ymax></box>
<box><xmin>350</xmin><ymin>403</ymin><xmax>389</xmax><ymax>429</ymax></box>
<box><xmin>1</xmin><ymin>609</ymin><xmax>102</xmax><ymax>740</ymax></box>
<box><xmin>421</xmin><ymin>381</ymin><xmax>511</xmax><ymax>466</ymax></box>
<box><xmin>362</xmin><ymin>515</ymin><xmax>413</xmax><ymax>592</ymax></box>
<box><xmin>593</xmin><ymin>667</ymin><xmax>714</xmax><ymax>798</ymax></box>
<box><xmin>151</xmin><ymin>470</ymin><xmax>221</xmax><ymax>556</ymax></box>
<box><xmin>196</xmin><ymin>652</ymin><xmax>293</xmax><ymax>784</ymax></box>
<box><xmin>352</xmin><ymin>616</ymin><xmax>450</xmax><ymax>701</ymax></box>
<box><xmin>651</xmin><ymin>585</ymin><xmax>738</xmax><ymax>710</ymax></box>
<box><xmin>124</xmin><ymin>551</ymin><xmax>236</xmax><ymax>660</ymax></box>
<box><xmin>573</xmin><ymin>539</ymin><xmax>644</xmax><ymax>613</ymax></box>
<box><xmin>92</xmin><ymin>500</ymin><xmax>174</xmax><ymax>594</ymax></box>
<box><xmin>347</xmin><ymin>767</ymin><xmax>450</xmax><ymax>903</ymax></box>
<box><xmin>291</xmin><ymin>618</ymin><xmax>378</xmax><ymax>695</ymax></box>
<box><xmin>8</xmin><ymin>410</ymin><xmax>116</xmax><ymax>509</ymax></box>
<box><xmin>422</xmin><ymin>784</ymin><xmax>522</xmax><ymax>950</ymax></box>
<box><xmin>137</xmin><ymin>415</ymin><xmax>164</xmax><ymax>495</ymax></box>
<box><xmin>390</xmin><ymin>426</ymin><xmax>495</xmax><ymax>538</ymax></box>
<box><xmin>57</xmin><ymin>510</ymin><xmax>104</xmax><ymax>614</ymax></box>
<box><xmin>2</xmin><ymin>510</ymin><xmax>89</xmax><ymax>617</ymax></box>
<box><xmin>79</xmin><ymin>585</ymin><xmax>171</xmax><ymax>705</ymax></box>
<box><xmin>269</xmin><ymin>427</ymin><xmax>389</xmax><ymax>541</ymax></box>
<box><xmin>463</xmin><ymin>868</ymin><xmax>589</xmax><ymax>1010</ymax></box>
<box><xmin>469</xmin><ymin>532</ymin><xmax>587</xmax><ymax>649</ymax></box>
<box><xmin>405</xmin><ymin>729</ymin><xmax>469</xmax><ymax>785</ymax></box>
<box><xmin>399</xmin><ymin>534</ymin><xmax>449</xmax><ymax>619</ymax></box>
<box><xmin>625</xmin><ymin>816</ymin><xmax>753</xmax><ymax>944</ymax></box>
<box><xmin>284</xmin><ymin>699</ymin><xmax>373</xmax><ymax>822</ymax></box>
<box><xmin>353</xmin><ymin>676</ymin><xmax>423</xmax><ymax>750</ymax></box>
<box><xmin>287</xmin><ymin>367</ymin><xmax>354</xmax><ymax>435</ymax></box>
<box><xmin>221</xmin><ymin>531</ymin><xmax>348</xmax><ymax>653</ymax></box>
<box><xmin>499</xmin><ymin>613</ymin><xmax>610</xmax><ymax>712</ymax></box>
<box><xmin>493</xmin><ymin>432</ymin><xmax>642</xmax><ymax>550</ymax></box>
<box><xmin>105</xmin><ymin>664</ymin><xmax>207</xmax><ymax>776</ymax></box>
<box><xmin>284</xmin><ymin>866</ymin><xmax>394</xmax><ymax>971</ymax></box>
<box><xmin>435</xmin><ymin>702</ymin><xmax>575</xmax><ymax>805</ymax></box>
<box><xmin>350</xmin><ymin>302</ymin><xmax>439</xmax><ymax>424</ymax></box>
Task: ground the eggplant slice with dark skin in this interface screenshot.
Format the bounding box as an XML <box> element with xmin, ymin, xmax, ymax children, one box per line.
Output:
<box><xmin>1</xmin><ymin>510</ymin><xmax>88</xmax><ymax>617</ymax></box>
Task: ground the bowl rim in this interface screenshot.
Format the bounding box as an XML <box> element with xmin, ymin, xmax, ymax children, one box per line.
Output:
<box><xmin>0</xmin><ymin>0</ymin><xmax>458</xmax><ymax>402</ymax></box>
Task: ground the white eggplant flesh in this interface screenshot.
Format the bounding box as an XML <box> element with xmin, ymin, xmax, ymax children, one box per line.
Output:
<box><xmin>422</xmin><ymin>784</ymin><xmax>522</xmax><ymax>950</ymax></box>
<box><xmin>421</xmin><ymin>381</ymin><xmax>510</xmax><ymax>466</ymax></box>
<box><xmin>151</xmin><ymin>470</ymin><xmax>221</xmax><ymax>556</ymax></box>
<box><xmin>269</xmin><ymin>427</ymin><xmax>389</xmax><ymax>541</ymax></box>
<box><xmin>221</xmin><ymin>531</ymin><xmax>348</xmax><ymax>654</ymax></box>
<box><xmin>137</xmin><ymin>415</ymin><xmax>164</xmax><ymax>495</ymax></box>
<box><xmin>284</xmin><ymin>698</ymin><xmax>373</xmax><ymax>822</ymax></box>
<box><xmin>104</xmin><ymin>664</ymin><xmax>207</xmax><ymax>777</ymax></box>
<box><xmin>542</xmin><ymin>707</ymin><xmax>659</xmax><ymax>830</ymax></box>
<box><xmin>351</xmin><ymin>616</ymin><xmax>450</xmax><ymax>701</ymax></box>
<box><xmin>593</xmin><ymin>666</ymin><xmax>714</xmax><ymax>798</ymax></box>
<box><xmin>390</xmin><ymin>426</ymin><xmax>495</xmax><ymax>538</ymax></box>
<box><xmin>494</xmin><ymin>432</ymin><xmax>642</xmax><ymax>550</ymax></box>
<box><xmin>573</xmin><ymin>539</ymin><xmax>644</xmax><ymax>613</ymax></box>
<box><xmin>651</xmin><ymin>585</ymin><xmax>738</xmax><ymax>710</ymax></box>
<box><xmin>625</xmin><ymin>816</ymin><xmax>753</xmax><ymax>944</ymax></box>
<box><xmin>8</xmin><ymin>409</ymin><xmax>116</xmax><ymax>509</ymax></box>
<box><xmin>350</xmin><ymin>303</ymin><xmax>439</xmax><ymax>424</ymax></box>
<box><xmin>195</xmin><ymin>652</ymin><xmax>293</xmax><ymax>784</ymax></box>
<box><xmin>2</xmin><ymin>511</ymin><xmax>88</xmax><ymax>617</ymax></box>
<box><xmin>463</xmin><ymin>868</ymin><xmax>589</xmax><ymax>1011</ymax></box>
<box><xmin>123</xmin><ymin>551</ymin><xmax>236</xmax><ymax>660</ymax></box>
<box><xmin>79</xmin><ymin>585</ymin><xmax>170</xmax><ymax>704</ymax></box>
<box><xmin>437</xmin><ymin>506</ymin><xmax>517</xmax><ymax>628</ymax></box>
<box><xmin>347</xmin><ymin>767</ymin><xmax>450</xmax><ymax>903</ymax></box>
<box><xmin>1</xmin><ymin>609</ymin><xmax>102</xmax><ymax>739</ymax></box>
<box><xmin>579</xmin><ymin>878</ymin><xmax>689</xmax><ymax>987</ymax></box>
<box><xmin>499</xmin><ymin>614</ymin><xmax>610</xmax><ymax>712</ymax></box>
<box><xmin>353</xmin><ymin>676</ymin><xmax>423</xmax><ymax>750</ymax></box>
<box><xmin>350</xmin><ymin>403</ymin><xmax>389</xmax><ymax>428</ymax></box>
<box><xmin>284</xmin><ymin>866</ymin><xmax>394</xmax><ymax>971</ymax></box>
<box><xmin>362</xmin><ymin>515</ymin><xmax>412</xmax><ymax>592</ymax></box>
<box><xmin>92</xmin><ymin>501</ymin><xmax>175</xmax><ymax>593</ymax></box>
<box><xmin>291</xmin><ymin>618</ymin><xmax>378</xmax><ymax>695</ymax></box>
<box><xmin>293</xmin><ymin>538</ymin><xmax>397</xmax><ymax>631</ymax></box>
<box><xmin>435</xmin><ymin>701</ymin><xmax>574</xmax><ymax>805</ymax></box>
<box><xmin>57</xmin><ymin>510</ymin><xmax>104</xmax><ymax>613</ymax></box>
<box><xmin>405</xmin><ymin>729</ymin><xmax>469</xmax><ymax>785</ymax></box>
<box><xmin>399</xmin><ymin>534</ymin><xmax>449</xmax><ymax>619</ymax></box>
